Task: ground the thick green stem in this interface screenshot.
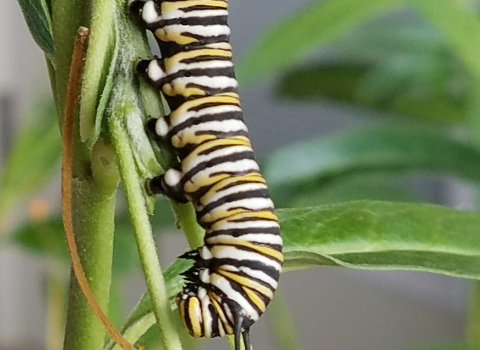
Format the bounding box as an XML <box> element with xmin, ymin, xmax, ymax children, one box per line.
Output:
<box><xmin>109</xmin><ymin>111</ymin><xmax>183</xmax><ymax>350</ymax></box>
<box><xmin>63</xmin><ymin>179</ymin><xmax>117</xmax><ymax>350</ymax></box>
<box><xmin>52</xmin><ymin>1</ymin><xmax>119</xmax><ymax>349</ymax></box>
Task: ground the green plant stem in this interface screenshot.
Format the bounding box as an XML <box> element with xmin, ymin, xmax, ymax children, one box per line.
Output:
<box><xmin>109</xmin><ymin>112</ymin><xmax>183</xmax><ymax>350</ymax></box>
<box><xmin>170</xmin><ymin>202</ymin><xmax>204</xmax><ymax>249</ymax></box>
<box><xmin>467</xmin><ymin>281</ymin><xmax>480</xmax><ymax>345</ymax></box>
<box><xmin>267</xmin><ymin>289</ymin><xmax>299</xmax><ymax>350</ymax></box>
<box><xmin>109</xmin><ymin>313</ymin><xmax>157</xmax><ymax>350</ymax></box>
<box><xmin>63</xmin><ymin>179</ymin><xmax>117</xmax><ymax>350</ymax></box>
<box><xmin>227</xmin><ymin>336</ymin><xmax>247</xmax><ymax>350</ymax></box>
<box><xmin>46</xmin><ymin>263</ymin><xmax>66</xmax><ymax>350</ymax></box>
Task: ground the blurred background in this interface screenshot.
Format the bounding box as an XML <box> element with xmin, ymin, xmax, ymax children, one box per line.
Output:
<box><xmin>0</xmin><ymin>0</ymin><xmax>476</xmax><ymax>349</ymax></box>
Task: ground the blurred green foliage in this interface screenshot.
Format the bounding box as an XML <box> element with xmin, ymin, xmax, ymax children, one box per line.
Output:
<box><xmin>10</xmin><ymin>0</ymin><xmax>480</xmax><ymax>349</ymax></box>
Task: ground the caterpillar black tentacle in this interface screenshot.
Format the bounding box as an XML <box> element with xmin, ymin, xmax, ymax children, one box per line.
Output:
<box><xmin>129</xmin><ymin>0</ymin><xmax>283</xmax><ymax>349</ymax></box>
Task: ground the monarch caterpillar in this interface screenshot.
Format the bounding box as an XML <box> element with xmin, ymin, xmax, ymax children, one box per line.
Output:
<box><xmin>129</xmin><ymin>0</ymin><xmax>283</xmax><ymax>349</ymax></box>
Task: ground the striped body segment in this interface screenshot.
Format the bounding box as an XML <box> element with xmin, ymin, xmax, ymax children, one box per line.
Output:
<box><xmin>130</xmin><ymin>0</ymin><xmax>283</xmax><ymax>349</ymax></box>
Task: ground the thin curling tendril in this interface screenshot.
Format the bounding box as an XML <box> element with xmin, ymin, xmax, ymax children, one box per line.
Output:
<box><xmin>61</xmin><ymin>26</ymin><xmax>141</xmax><ymax>350</ymax></box>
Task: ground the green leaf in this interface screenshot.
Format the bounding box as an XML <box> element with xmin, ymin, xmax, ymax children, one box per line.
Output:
<box><xmin>278</xmin><ymin>63</ymin><xmax>368</xmax><ymax>101</ymax></box>
<box><xmin>9</xmin><ymin>216</ymin><xmax>68</xmax><ymax>261</ymax></box>
<box><xmin>236</xmin><ymin>0</ymin><xmax>404</xmax><ymax>85</ymax></box>
<box><xmin>277</xmin><ymin>61</ymin><xmax>467</xmax><ymax>123</ymax></box>
<box><xmin>0</xmin><ymin>99</ymin><xmax>60</xmax><ymax>219</ymax></box>
<box><xmin>409</xmin><ymin>0</ymin><xmax>480</xmax><ymax>80</ymax></box>
<box><xmin>328</xmin><ymin>18</ymin><xmax>450</xmax><ymax>62</ymax></box>
<box><xmin>290</xmin><ymin>174</ymin><xmax>425</xmax><ymax>207</ymax></box>
<box><xmin>16</xmin><ymin>0</ymin><xmax>54</xmax><ymax>59</ymax></box>
<box><xmin>262</xmin><ymin>126</ymin><xmax>480</xmax><ymax>206</ymax></box>
<box><xmin>357</xmin><ymin>56</ymin><xmax>465</xmax><ymax>121</ymax></box>
<box><xmin>279</xmin><ymin>201</ymin><xmax>480</xmax><ymax>279</ymax></box>
<box><xmin>111</xmin><ymin>200</ymin><xmax>480</xmax><ymax>347</ymax></box>
<box><xmin>275</xmin><ymin>17</ymin><xmax>468</xmax><ymax>123</ymax></box>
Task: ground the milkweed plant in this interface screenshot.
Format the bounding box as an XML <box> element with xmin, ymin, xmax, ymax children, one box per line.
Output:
<box><xmin>2</xmin><ymin>0</ymin><xmax>480</xmax><ymax>350</ymax></box>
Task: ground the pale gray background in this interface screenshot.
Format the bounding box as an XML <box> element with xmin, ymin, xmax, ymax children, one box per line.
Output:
<box><xmin>0</xmin><ymin>0</ymin><xmax>469</xmax><ymax>349</ymax></box>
